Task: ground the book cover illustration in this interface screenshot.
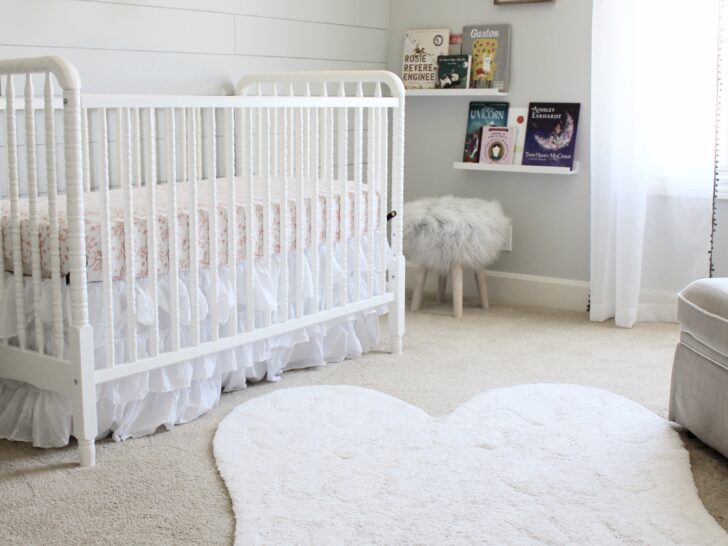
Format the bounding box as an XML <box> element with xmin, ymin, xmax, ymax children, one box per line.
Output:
<box><xmin>522</xmin><ymin>103</ymin><xmax>581</xmax><ymax>169</ymax></box>
<box><xmin>462</xmin><ymin>101</ymin><xmax>509</xmax><ymax>163</ymax></box>
<box><xmin>479</xmin><ymin>126</ymin><xmax>515</xmax><ymax>164</ymax></box>
<box><xmin>401</xmin><ymin>28</ymin><xmax>451</xmax><ymax>89</ymax></box>
<box><xmin>462</xmin><ymin>24</ymin><xmax>511</xmax><ymax>91</ymax></box>
<box><xmin>507</xmin><ymin>107</ymin><xmax>528</xmax><ymax>164</ymax></box>
<box><xmin>437</xmin><ymin>55</ymin><xmax>471</xmax><ymax>89</ymax></box>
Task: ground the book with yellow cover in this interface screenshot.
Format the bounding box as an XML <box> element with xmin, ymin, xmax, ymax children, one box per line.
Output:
<box><xmin>462</xmin><ymin>24</ymin><xmax>511</xmax><ymax>92</ymax></box>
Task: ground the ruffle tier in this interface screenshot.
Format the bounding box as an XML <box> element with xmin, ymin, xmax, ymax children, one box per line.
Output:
<box><xmin>0</xmin><ymin>234</ymin><xmax>390</xmax><ymax>447</ymax></box>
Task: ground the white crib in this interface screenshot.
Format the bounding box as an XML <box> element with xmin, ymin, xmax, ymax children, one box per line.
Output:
<box><xmin>0</xmin><ymin>57</ymin><xmax>405</xmax><ymax>467</ymax></box>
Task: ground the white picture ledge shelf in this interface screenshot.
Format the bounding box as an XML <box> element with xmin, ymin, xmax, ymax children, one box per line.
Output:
<box><xmin>406</xmin><ymin>88</ymin><xmax>507</xmax><ymax>97</ymax></box>
<box><xmin>453</xmin><ymin>161</ymin><xmax>580</xmax><ymax>175</ymax></box>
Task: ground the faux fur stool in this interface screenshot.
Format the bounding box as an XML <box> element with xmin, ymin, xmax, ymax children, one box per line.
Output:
<box><xmin>403</xmin><ymin>195</ymin><xmax>510</xmax><ymax>318</ymax></box>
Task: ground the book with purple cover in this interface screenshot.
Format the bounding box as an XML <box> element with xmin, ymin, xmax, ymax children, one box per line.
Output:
<box><xmin>522</xmin><ymin>103</ymin><xmax>580</xmax><ymax>169</ymax></box>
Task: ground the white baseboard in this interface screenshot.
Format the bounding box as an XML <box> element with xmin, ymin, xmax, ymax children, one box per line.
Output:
<box><xmin>405</xmin><ymin>264</ymin><xmax>589</xmax><ymax>312</ymax></box>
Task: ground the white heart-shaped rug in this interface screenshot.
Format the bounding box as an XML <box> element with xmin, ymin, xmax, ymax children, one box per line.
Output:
<box><xmin>214</xmin><ymin>384</ymin><xmax>727</xmax><ymax>545</ymax></box>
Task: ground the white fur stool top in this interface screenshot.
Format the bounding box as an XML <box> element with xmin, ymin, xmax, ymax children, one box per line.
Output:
<box><xmin>403</xmin><ymin>195</ymin><xmax>510</xmax><ymax>317</ymax></box>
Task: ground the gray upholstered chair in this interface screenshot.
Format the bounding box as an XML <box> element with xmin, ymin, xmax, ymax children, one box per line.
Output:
<box><xmin>669</xmin><ymin>278</ymin><xmax>728</xmax><ymax>458</ymax></box>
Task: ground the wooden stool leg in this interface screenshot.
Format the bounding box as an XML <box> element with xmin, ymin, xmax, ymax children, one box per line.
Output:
<box><xmin>475</xmin><ymin>269</ymin><xmax>489</xmax><ymax>309</ymax></box>
<box><xmin>436</xmin><ymin>274</ymin><xmax>447</xmax><ymax>302</ymax></box>
<box><xmin>452</xmin><ymin>263</ymin><xmax>463</xmax><ymax>318</ymax></box>
<box><xmin>411</xmin><ymin>265</ymin><xmax>428</xmax><ymax>311</ymax></box>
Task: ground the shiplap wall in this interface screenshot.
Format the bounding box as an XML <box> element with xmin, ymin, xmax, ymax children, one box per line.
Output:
<box><xmin>0</xmin><ymin>0</ymin><xmax>390</xmax><ymax>94</ymax></box>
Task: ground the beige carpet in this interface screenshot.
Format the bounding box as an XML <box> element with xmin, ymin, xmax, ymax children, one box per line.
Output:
<box><xmin>1</xmin><ymin>303</ymin><xmax>727</xmax><ymax>545</ymax></box>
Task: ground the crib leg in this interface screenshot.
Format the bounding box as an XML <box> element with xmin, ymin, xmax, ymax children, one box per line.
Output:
<box><xmin>69</xmin><ymin>324</ymin><xmax>97</xmax><ymax>467</ymax></box>
<box><xmin>388</xmin><ymin>255</ymin><xmax>406</xmax><ymax>354</ymax></box>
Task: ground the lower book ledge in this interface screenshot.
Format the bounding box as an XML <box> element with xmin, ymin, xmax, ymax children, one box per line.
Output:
<box><xmin>453</xmin><ymin>161</ymin><xmax>579</xmax><ymax>175</ymax></box>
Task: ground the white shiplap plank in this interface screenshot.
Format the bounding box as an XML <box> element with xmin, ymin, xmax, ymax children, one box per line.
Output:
<box><xmin>235</xmin><ymin>16</ymin><xmax>387</xmax><ymax>63</ymax></box>
<box><xmin>81</xmin><ymin>0</ymin><xmax>389</xmax><ymax>29</ymax></box>
<box><xmin>0</xmin><ymin>0</ymin><xmax>234</xmax><ymax>55</ymax></box>
<box><xmin>0</xmin><ymin>46</ymin><xmax>385</xmax><ymax>95</ymax></box>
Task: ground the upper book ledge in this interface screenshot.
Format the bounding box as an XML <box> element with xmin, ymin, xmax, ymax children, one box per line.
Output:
<box><xmin>406</xmin><ymin>88</ymin><xmax>507</xmax><ymax>97</ymax></box>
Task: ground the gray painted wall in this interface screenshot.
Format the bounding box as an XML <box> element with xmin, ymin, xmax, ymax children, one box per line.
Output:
<box><xmin>388</xmin><ymin>0</ymin><xmax>592</xmax><ymax>282</ymax></box>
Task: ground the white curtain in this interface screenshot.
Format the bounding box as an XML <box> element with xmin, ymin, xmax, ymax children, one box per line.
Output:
<box><xmin>590</xmin><ymin>0</ymin><xmax>719</xmax><ymax>327</ymax></box>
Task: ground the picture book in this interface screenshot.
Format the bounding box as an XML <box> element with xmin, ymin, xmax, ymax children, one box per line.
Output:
<box><xmin>462</xmin><ymin>24</ymin><xmax>511</xmax><ymax>92</ymax></box>
<box><xmin>479</xmin><ymin>126</ymin><xmax>515</xmax><ymax>164</ymax></box>
<box><xmin>401</xmin><ymin>28</ymin><xmax>451</xmax><ymax>89</ymax></box>
<box><xmin>507</xmin><ymin>107</ymin><xmax>528</xmax><ymax>164</ymax></box>
<box><xmin>462</xmin><ymin>101</ymin><xmax>509</xmax><ymax>163</ymax></box>
<box><xmin>437</xmin><ymin>55</ymin><xmax>471</xmax><ymax>89</ymax></box>
<box><xmin>522</xmin><ymin>103</ymin><xmax>581</xmax><ymax>169</ymax></box>
<box><xmin>449</xmin><ymin>34</ymin><xmax>463</xmax><ymax>55</ymax></box>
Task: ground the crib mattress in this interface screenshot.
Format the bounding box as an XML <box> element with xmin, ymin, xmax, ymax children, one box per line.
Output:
<box><xmin>1</xmin><ymin>178</ymin><xmax>380</xmax><ymax>282</ymax></box>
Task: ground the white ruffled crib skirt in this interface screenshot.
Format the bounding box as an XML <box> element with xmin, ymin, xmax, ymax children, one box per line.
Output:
<box><xmin>0</xmin><ymin>234</ymin><xmax>389</xmax><ymax>448</ymax></box>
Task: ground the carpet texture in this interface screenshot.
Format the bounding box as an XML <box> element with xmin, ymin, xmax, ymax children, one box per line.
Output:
<box><xmin>215</xmin><ymin>384</ymin><xmax>728</xmax><ymax>545</ymax></box>
<box><xmin>1</xmin><ymin>304</ymin><xmax>728</xmax><ymax>545</ymax></box>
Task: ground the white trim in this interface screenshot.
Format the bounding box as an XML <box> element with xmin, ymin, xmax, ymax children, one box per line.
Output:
<box><xmin>405</xmin><ymin>263</ymin><xmax>589</xmax><ymax>312</ymax></box>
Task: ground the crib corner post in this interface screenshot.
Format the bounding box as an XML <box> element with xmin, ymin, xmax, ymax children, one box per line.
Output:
<box><xmin>387</xmin><ymin>254</ymin><xmax>405</xmax><ymax>354</ymax></box>
<box><xmin>69</xmin><ymin>323</ymin><xmax>97</xmax><ymax>467</ymax></box>
<box><xmin>388</xmin><ymin>88</ymin><xmax>405</xmax><ymax>355</ymax></box>
<box><xmin>62</xmin><ymin>84</ymin><xmax>96</xmax><ymax>467</ymax></box>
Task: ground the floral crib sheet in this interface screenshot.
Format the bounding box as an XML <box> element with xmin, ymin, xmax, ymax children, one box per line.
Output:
<box><xmin>1</xmin><ymin>177</ymin><xmax>381</xmax><ymax>282</ymax></box>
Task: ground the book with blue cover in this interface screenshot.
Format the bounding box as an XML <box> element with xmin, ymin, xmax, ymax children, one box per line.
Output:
<box><xmin>462</xmin><ymin>101</ymin><xmax>509</xmax><ymax>163</ymax></box>
<box><xmin>522</xmin><ymin>103</ymin><xmax>580</xmax><ymax>169</ymax></box>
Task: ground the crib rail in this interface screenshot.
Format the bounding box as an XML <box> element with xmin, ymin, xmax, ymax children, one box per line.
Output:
<box><xmin>0</xmin><ymin>57</ymin><xmax>405</xmax><ymax>467</ymax></box>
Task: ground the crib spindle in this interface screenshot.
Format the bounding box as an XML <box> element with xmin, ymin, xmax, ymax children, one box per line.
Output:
<box><xmin>82</xmin><ymin>108</ymin><xmax>91</xmax><ymax>192</ymax></box>
<box><xmin>337</xmin><ymin>82</ymin><xmax>348</xmax><ymax>307</ymax></box>
<box><xmin>24</xmin><ymin>75</ymin><xmax>45</xmax><ymax>352</ymax></box>
<box><xmin>99</xmin><ymin>108</ymin><xmax>115</xmax><ymax>367</ymax></box>
<box><xmin>121</xmin><ymin>108</ymin><xmax>138</xmax><ymax>363</ymax></box>
<box><xmin>5</xmin><ymin>76</ymin><xmax>27</xmax><ymax>350</ymax></box>
<box><xmin>310</xmin><ymin>101</ymin><xmax>320</xmax><ymax>312</ymax></box>
<box><xmin>188</xmin><ymin>108</ymin><xmax>201</xmax><ymax>346</ymax></box>
<box><xmin>143</xmin><ymin>108</ymin><xmax>160</xmax><ymax>355</ymax></box>
<box><xmin>296</xmin><ymin>106</ymin><xmax>305</xmax><ymax>318</ymax></box>
<box><xmin>373</xmin><ymin>83</ymin><xmax>383</xmax><ymax>296</ymax></box>
<box><xmin>245</xmin><ymin>107</ymin><xmax>255</xmax><ymax>332</ymax></box>
<box><xmin>132</xmin><ymin>109</ymin><xmax>141</xmax><ymax>187</ymax></box>
<box><xmin>167</xmin><ymin>108</ymin><xmax>181</xmax><ymax>352</ymax></box>
<box><xmin>233</xmin><ymin>108</ymin><xmax>246</xmax><ymax>331</ymax></box>
<box><xmin>367</xmin><ymin>98</ymin><xmax>376</xmax><ymax>299</ymax></box>
<box><xmin>354</xmin><ymin>83</ymin><xmax>363</xmax><ymax>304</ymax></box>
<box><xmin>44</xmin><ymin>74</ymin><xmax>64</xmax><ymax>358</ymax></box>
<box><xmin>279</xmin><ymin>107</ymin><xmax>289</xmax><ymax>322</ymax></box>
<box><xmin>378</xmin><ymin>93</ymin><xmax>389</xmax><ymax>297</ymax></box>
<box><xmin>206</xmin><ymin>108</ymin><xmax>219</xmax><ymax>341</ymax></box>
<box><xmin>224</xmin><ymin>107</ymin><xmax>238</xmax><ymax>337</ymax></box>
<box><xmin>263</xmin><ymin>107</ymin><xmax>272</xmax><ymax>326</ymax></box>
<box><xmin>324</xmin><ymin>104</ymin><xmax>334</xmax><ymax>311</ymax></box>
